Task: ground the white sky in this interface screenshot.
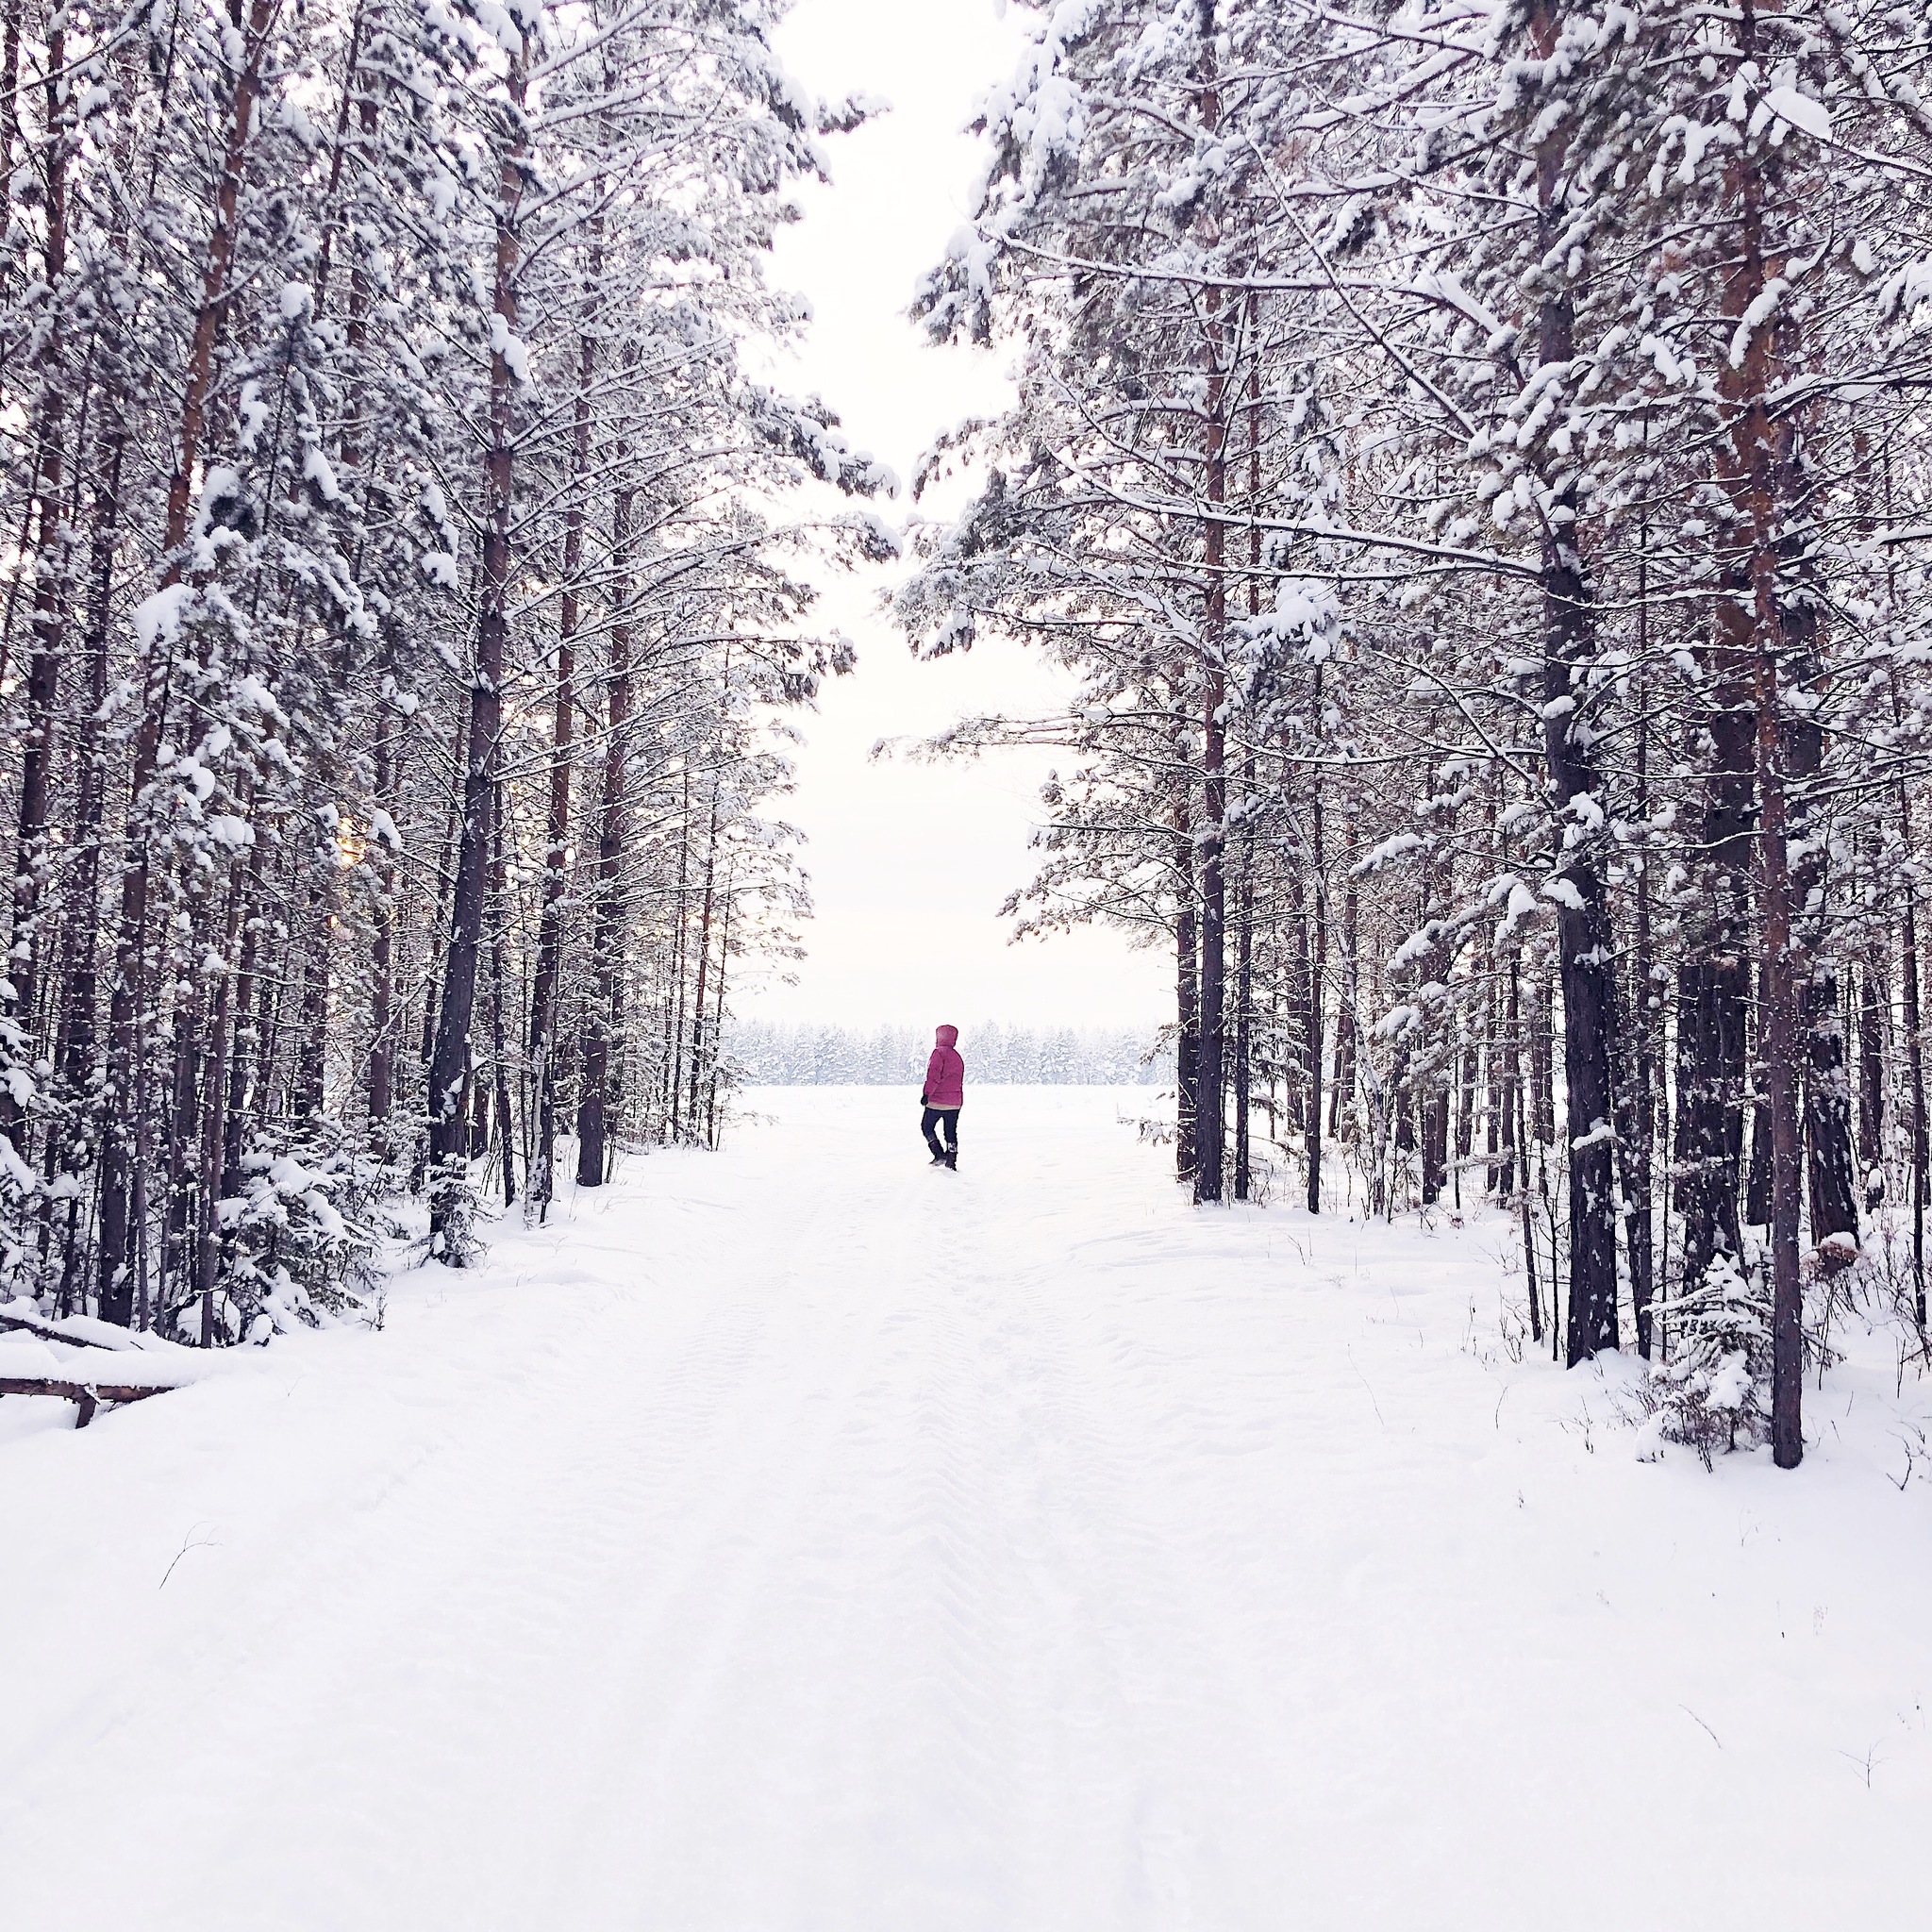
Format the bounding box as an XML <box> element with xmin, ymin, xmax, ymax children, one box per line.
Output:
<box><xmin>737</xmin><ymin>0</ymin><xmax>1170</xmax><ymax>1033</ymax></box>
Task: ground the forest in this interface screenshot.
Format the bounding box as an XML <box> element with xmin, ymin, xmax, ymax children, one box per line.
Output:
<box><xmin>4</xmin><ymin>0</ymin><xmax>1929</xmax><ymax>1475</ymax></box>
<box><xmin>7</xmin><ymin>4</ymin><xmax>1931</xmax><ymax>1906</ymax></box>
<box><xmin>0</xmin><ymin>0</ymin><xmax>890</xmax><ymax>1343</ymax></box>
<box><xmin>897</xmin><ymin>0</ymin><xmax>1932</xmax><ymax>1466</ymax></box>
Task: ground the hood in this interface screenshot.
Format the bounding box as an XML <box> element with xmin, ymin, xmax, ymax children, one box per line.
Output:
<box><xmin>935</xmin><ymin>1024</ymin><xmax>958</xmax><ymax>1049</ymax></box>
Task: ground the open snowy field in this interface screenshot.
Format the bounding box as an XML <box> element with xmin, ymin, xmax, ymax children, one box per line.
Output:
<box><xmin>3</xmin><ymin>1086</ymin><xmax>1929</xmax><ymax>1929</ymax></box>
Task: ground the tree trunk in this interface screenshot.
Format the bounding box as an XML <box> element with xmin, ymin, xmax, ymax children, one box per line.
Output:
<box><xmin>1512</xmin><ymin>958</ymin><xmax>1543</xmax><ymax>1344</ymax></box>
<box><xmin>1713</xmin><ymin>8</ymin><xmax>1803</xmax><ymax>1461</ymax></box>
<box><xmin>1174</xmin><ymin>779</ymin><xmax>1198</xmax><ymax>1187</ymax></box>
<box><xmin>576</xmin><ymin>481</ymin><xmax>636</xmax><ymax>1188</ymax></box>
<box><xmin>413</xmin><ymin>708</ymin><xmax>466</xmax><ymax>1191</ymax></box>
<box><xmin>367</xmin><ymin>699</ymin><xmax>396</xmax><ymax>1146</ymax></box>
<box><xmin>1422</xmin><ymin>1079</ymin><xmax>1448</xmax><ymax>1208</ymax></box>
<box><xmin>1757</xmin><ymin>641</ymin><xmax>1804</xmax><ymax>1468</ymax></box>
<box><xmin>1906</xmin><ymin>882</ymin><xmax>1930</xmax><ymax>1324</ymax></box>
<box><xmin>195</xmin><ymin>872</ymin><xmax>245</xmax><ymax>1344</ymax></box>
<box><xmin>293</xmin><ymin>864</ymin><xmax>330</xmax><ymax>1121</ymax></box>
<box><xmin>1499</xmin><ymin>955</ymin><xmax>1521</xmax><ymax>1204</ymax></box>
<box><xmin>1191</xmin><ymin>37</ymin><xmax>1227</xmax><ymax>1205</ymax></box>
<box><xmin>488</xmin><ymin>775</ymin><xmax>516</xmax><ymax>1208</ymax></box>
<box><xmin>666</xmin><ymin>764</ymin><xmax>692</xmax><ymax>1141</ymax></box>
<box><xmin>1231</xmin><ymin>824</ymin><xmax>1253</xmax><ymax>1201</ymax></box>
<box><xmin>1529</xmin><ymin>965</ymin><xmax>1556</xmax><ymax>1149</ymax></box>
<box><xmin>1330</xmin><ymin>830</ymin><xmax>1357</xmax><ymax>1142</ymax></box>
<box><xmin>1194</xmin><ymin>608</ymin><xmax>1227</xmax><ymax>1203</ymax></box>
<box><xmin>528</xmin><ymin>323</ymin><xmax>594</xmax><ymax>1216</ymax></box>
<box><xmin>427</xmin><ymin>41</ymin><xmax>525</xmax><ymax>1252</ymax></box>
<box><xmin>1527</xmin><ymin>15</ymin><xmax>1618</xmax><ymax>1361</ymax></box>
<box><xmin>1307</xmin><ymin>737</ymin><xmax>1326</xmax><ymax>1211</ymax></box>
<box><xmin>687</xmin><ymin>781</ymin><xmax>722</xmax><ymax>1141</ymax></box>
<box><xmin>222</xmin><ymin>845</ymin><xmax>267</xmax><ymax>1198</ymax></box>
<box><xmin>1856</xmin><ymin>959</ymin><xmax>1883</xmax><ymax>1204</ymax></box>
<box><xmin>1233</xmin><ymin>291</ymin><xmax>1261</xmax><ymax>1207</ymax></box>
<box><xmin>1630</xmin><ymin>637</ymin><xmax>1661</xmax><ymax>1359</ymax></box>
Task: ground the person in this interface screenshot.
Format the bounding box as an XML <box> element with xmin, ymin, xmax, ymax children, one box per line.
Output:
<box><xmin>921</xmin><ymin>1024</ymin><xmax>964</xmax><ymax>1170</ymax></box>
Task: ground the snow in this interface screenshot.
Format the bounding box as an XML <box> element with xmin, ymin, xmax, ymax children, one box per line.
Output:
<box><xmin>130</xmin><ymin>581</ymin><xmax>192</xmax><ymax>654</ymax></box>
<box><xmin>0</xmin><ymin>1304</ymin><xmax>220</xmax><ymax>1389</ymax></box>
<box><xmin>1</xmin><ymin>1300</ymin><xmax>204</xmax><ymax>1356</ymax></box>
<box><xmin>302</xmin><ymin>445</ymin><xmax>341</xmax><ymax>502</ymax></box>
<box><xmin>1729</xmin><ymin>275</ymin><xmax>1790</xmax><ymax>366</ymax></box>
<box><xmin>490</xmin><ymin>312</ymin><xmax>532</xmax><ymax>386</ymax></box>
<box><xmin>205</xmin><ymin>811</ymin><xmax>255</xmax><ymax>852</ymax></box>
<box><xmin>2</xmin><ymin>1087</ymin><xmax>1928</xmax><ymax>1927</ymax></box>
<box><xmin>1756</xmin><ymin>86</ymin><xmax>1834</xmax><ymax>144</ymax></box>
<box><xmin>0</xmin><ymin>1336</ymin><xmax>62</xmax><ymax>1377</ymax></box>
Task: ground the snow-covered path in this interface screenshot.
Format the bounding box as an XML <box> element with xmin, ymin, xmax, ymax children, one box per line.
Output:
<box><xmin>4</xmin><ymin>1088</ymin><xmax>1929</xmax><ymax>1929</ymax></box>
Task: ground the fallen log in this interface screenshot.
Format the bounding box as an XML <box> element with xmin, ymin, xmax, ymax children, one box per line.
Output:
<box><xmin>0</xmin><ymin>1374</ymin><xmax>177</xmax><ymax>1428</ymax></box>
<box><xmin>0</xmin><ymin>1310</ymin><xmax>121</xmax><ymax>1351</ymax></box>
<box><xmin>0</xmin><ymin>1302</ymin><xmax>160</xmax><ymax>1353</ymax></box>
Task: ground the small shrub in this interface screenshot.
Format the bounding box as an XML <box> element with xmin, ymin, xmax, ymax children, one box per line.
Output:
<box><xmin>425</xmin><ymin>1152</ymin><xmax>485</xmax><ymax>1268</ymax></box>
<box><xmin>218</xmin><ymin>1124</ymin><xmax>389</xmax><ymax>1335</ymax></box>
<box><xmin>1647</xmin><ymin>1252</ymin><xmax>1772</xmax><ymax>1467</ymax></box>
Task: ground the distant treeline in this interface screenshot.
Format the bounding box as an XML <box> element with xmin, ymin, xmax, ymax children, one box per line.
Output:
<box><xmin>730</xmin><ymin>1024</ymin><xmax>1168</xmax><ymax>1086</ymax></box>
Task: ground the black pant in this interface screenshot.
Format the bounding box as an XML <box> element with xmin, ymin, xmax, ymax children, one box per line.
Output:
<box><xmin>922</xmin><ymin>1108</ymin><xmax>959</xmax><ymax>1159</ymax></box>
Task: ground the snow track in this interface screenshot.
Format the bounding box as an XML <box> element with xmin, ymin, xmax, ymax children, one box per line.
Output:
<box><xmin>3</xmin><ymin>1087</ymin><xmax>1928</xmax><ymax>1928</ymax></box>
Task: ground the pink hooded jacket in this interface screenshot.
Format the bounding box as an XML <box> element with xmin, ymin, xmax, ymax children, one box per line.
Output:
<box><xmin>923</xmin><ymin>1025</ymin><xmax>965</xmax><ymax>1109</ymax></box>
